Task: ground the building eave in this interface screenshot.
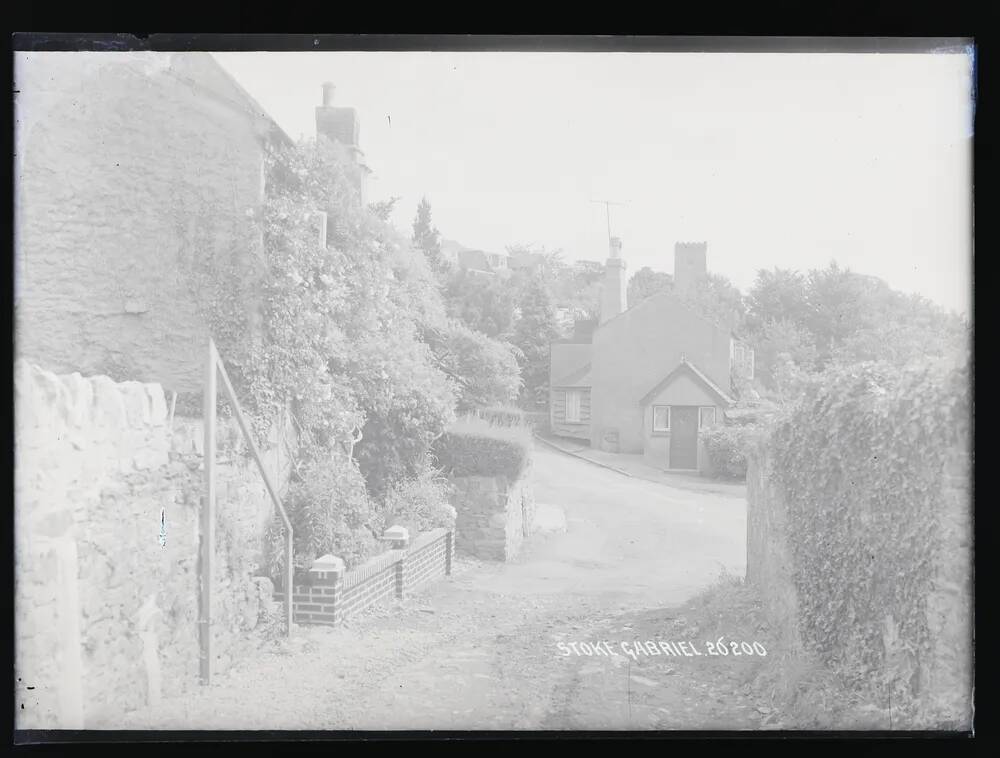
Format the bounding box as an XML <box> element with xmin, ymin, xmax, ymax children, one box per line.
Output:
<box><xmin>639</xmin><ymin>357</ymin><xmax>736</xmax><ymax>407</ymax></box>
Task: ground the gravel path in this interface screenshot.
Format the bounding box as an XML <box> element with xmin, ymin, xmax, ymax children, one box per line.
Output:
<box><xmin>115</xmin><ymin>444</ymin><xmax>758</xmax><ymax>730</ymax></box>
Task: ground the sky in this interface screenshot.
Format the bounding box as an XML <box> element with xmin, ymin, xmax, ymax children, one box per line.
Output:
<box><xmin>214</xmin><ymin>50</ymin><xmax>974</xmax><ymax>315</ymax></box>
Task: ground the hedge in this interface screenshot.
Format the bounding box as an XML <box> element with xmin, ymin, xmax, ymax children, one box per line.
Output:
<box><xmin>701</xmin><ymin>425</ymin><xmax>757</xmax><ymax>479</ymax></box>
<box><xmin>471</xmin><ymin>405</ymin><xmax>526</xmax><ymax>428</ymax></box>
<box><xmin>766</xmin><ymin>355</ymin><xmax>971</xmax><ymax>724</ymax></box>
<box><xmin>432</xmin><ymin>417</ymin><xmax>532</xmax><ymax>480</ymax></box>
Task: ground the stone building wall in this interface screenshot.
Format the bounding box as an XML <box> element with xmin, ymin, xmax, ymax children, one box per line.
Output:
<box><xmin>15</xmin><ymin>360</ymin><xmax>286</xmax><ymax>728</ymax></box>
<box><xmin>14</xmin><ymin>51</ymin><xmax>274</xmax><ymax>393</ymax></box>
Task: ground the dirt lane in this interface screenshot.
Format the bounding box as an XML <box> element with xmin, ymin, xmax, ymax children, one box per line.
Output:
<box><xmin>117</xmin><ymin>444</ymin><xmax>749</xmax><ymax>730</ymax></box>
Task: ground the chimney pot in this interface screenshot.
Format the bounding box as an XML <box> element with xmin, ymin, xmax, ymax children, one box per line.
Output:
<box><xmin>321</xmin><ymin>82</ymin><xmax>335</xmax><ymax>107</ymax></box>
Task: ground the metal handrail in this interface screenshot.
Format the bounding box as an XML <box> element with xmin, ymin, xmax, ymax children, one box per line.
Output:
<box><xmin>201</xmin><ymin>338</ymin><xmax>293</xmax><ymax>685</ymax></box>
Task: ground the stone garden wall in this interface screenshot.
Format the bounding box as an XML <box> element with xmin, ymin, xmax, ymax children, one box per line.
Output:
<box><xmin>14</xmin><ymin>360</ymin><xmax>286</xmax><ymax>728</ymax></box>
<box><xmin>448</xmin><ymin>468</ymin><xmax>536</xmax><ymax>561</ymax></box>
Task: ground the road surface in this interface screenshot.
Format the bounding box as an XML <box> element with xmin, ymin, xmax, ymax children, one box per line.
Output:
<box><xmin>118</xmin><ymin>443</ymin><xmax>755</xmax><ymax>730</ymax></box>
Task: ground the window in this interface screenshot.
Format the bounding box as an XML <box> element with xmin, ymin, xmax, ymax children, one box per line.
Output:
<box><xmin>699</xmin><ymin>407</ymin><xmax>717</xmax><ymax>429</ymax></box>
<box><xmin>652</xmin><ymin>405</ymin><xmax>671</xmax><ymax>432</ymax></box>
<box><xmin>565</xmin><ymin>391</ymin><xmax>582</xmax><ymax>422</ymax></box>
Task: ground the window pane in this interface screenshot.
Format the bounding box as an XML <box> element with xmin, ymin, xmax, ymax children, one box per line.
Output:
<box><xmin>566</xmin><ymin>391</ymin><xmax>581</xmax><ymax>422</ymax></box>
<box><xmin>653</xmin><ymin>406</ymin><xmax>669</xmax><ymax>430</ymax></box>
<box><xmin>700</xmin><ymin>407</ymin><xmax>716</xmax><ymax>428</ymax></box>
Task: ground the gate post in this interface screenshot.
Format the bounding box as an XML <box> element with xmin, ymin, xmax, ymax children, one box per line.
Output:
<box><xmin>199</xmin><ymin>340</ymin><xmax>217</xmax><ymax>685</ymax></box>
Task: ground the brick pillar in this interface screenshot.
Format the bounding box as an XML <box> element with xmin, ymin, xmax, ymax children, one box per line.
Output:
<box><xmin>383</xmin><ymin>526</ymin><xmax>409</xmax><ymax>599</ymax></box>
<box><xmin>306</xmin><ymin>555</ymin><xmax>345</xmax><ymax>626</ymax></box>
<box><xmin>445</xmin><ymin>531</ymin><xmax>454</xmax><ymax>576</ymax></box>
<box><xmin>395</xmin><ymin>555</ymin><xmax>406</xmax><ymax>599</ymax></box>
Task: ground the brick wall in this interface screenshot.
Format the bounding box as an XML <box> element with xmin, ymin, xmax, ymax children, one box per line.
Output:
<box><xmin>15</xmin><ymin>360</ymin><xmax>282</xmax><ymax>728</ymax></box>
<box><xmin>273</xmin><ymin>529</ymin><xmax>454</xmax><ymax>626</ymax></box>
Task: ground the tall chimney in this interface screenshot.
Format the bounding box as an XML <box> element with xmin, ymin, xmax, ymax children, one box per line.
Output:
<box><xmin>600</xmin><ymin>236</ymin><xmax>627</xmax><ymax>324</ymax></box>
<box><xmin>315</xmin><ymin>81</ymin><xmax>370</xmax><ymax>202</ymax></box>
<box><xmin>674</xmin><ymin>241</ymin><xmax>707</xmax><ymax>297</ymax></box>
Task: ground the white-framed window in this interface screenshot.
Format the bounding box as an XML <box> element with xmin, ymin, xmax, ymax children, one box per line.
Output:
<box><xmin>652</xmin><ymin>405</ymin><xmax>671</xmax><ymax>432</ymax></box>
<box><xmin>565</xmin><ymin>390</ymin><xmax>582</xmax><ymax>422</ymax></box>
<box><xmin>699</xmin><ymin>406</ymin><xmax>717</xmax><ymax>429</ymax></box>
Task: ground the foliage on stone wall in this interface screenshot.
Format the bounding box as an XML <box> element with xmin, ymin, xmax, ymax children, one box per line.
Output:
<box><xmin>432</xmin><ymin>417</ymin><xmax>532</xmax><ymax>480</ymax></box>
<box><xmin>765</xmin><ymin>354</ymin><xmax>971</xmax><ymax>724</ymax></box>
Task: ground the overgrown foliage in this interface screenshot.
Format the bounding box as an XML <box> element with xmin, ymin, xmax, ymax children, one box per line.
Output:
<box><xmin>262</xmin><ymin>455</ymin><xmax>376</xmax><ymax>575</ymax></box>
<box><xmin>701</xmin><ymin>425</ymin><xmax>758</xmax><ymax>479</ymax></box>
<box><xmin>381</xmin><ymin>460</ymin><xmax>457</xmax><ymax>538</ymax></box>
<box><xmin>764</xmin><ymin>353</ymin><xmax>971</xmax><ymax>725</ymax></box>
<box><xmin>196</xmin><ymin>138</ymin><xmax>467</xmax><ymax>573</ymax></box>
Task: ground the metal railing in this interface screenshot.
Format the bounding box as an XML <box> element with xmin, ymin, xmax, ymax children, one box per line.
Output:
<box><xmin>200</xmin><ymin>338</ymin><xmax>293</xmax><ymax>685</ymax></box>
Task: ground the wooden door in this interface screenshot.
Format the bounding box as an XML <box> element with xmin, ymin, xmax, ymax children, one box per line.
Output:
<box><xmin>669</xmin><ymin>406</ymin><xmax>699</xmax><ymax>469</ymax></box>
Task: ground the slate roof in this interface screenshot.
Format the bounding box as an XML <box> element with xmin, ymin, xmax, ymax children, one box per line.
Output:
<box><xmin>638</xmin><ymin>357</ymin><xmax>736</xmax><ymax>407</ymax></box>
<box><xmin>552</xmin><ymin>362</ymin><xmax>592</xmax><ymax>388</ymax></box>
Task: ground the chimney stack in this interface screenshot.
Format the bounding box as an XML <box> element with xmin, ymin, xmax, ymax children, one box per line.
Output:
<box><xmin>315</xmin><ymin>80</ymin><xmax>371</xmax><ymax>202</ymax></box>
<box><xmin>600</xmin><ymin>236</ymin><xmax>627</xmax><ymax>324</ymax></box>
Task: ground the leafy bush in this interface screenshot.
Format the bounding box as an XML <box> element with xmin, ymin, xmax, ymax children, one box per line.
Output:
<box><xmin>381</xmin><ymin>460</ymin><xmax>457</xmax><ymax>537</ymax></box>
<box><xmin>262</xmin><ymin>456</ymin><xmax>378</xmax><ymax>577</ymax></box>
<box><xmin>432</xmin><ymin>417</ymin><xmax>532</xmax><ymax>480</ymax></box>
<box><xmin>701</xmin><ymin>425</ymin><xmax>758</xmax><ymax>479</ymax></box>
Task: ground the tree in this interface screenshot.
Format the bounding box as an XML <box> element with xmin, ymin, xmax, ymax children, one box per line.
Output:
<box><xmin>412</xmin><ymin>197</ymin><xmax>447</xmax><ymax>275</ymax></box>
<box><xmin>680</xmin><ymin>272</ymin><xmax>747</xmax><ymax>334</ymax></box>
<box><xmin>511</xmin><ymin>274</ymin><xmax>561</xmax><ymax>409</ymax></box>
<box><xmin>804</xmin><ymin>262</ymin><xmax>882</xmax><ymax>364</ymax></box>
<box><xmin>550</xmin><ymin>259</ymin><xmax>605</xmax><ymax>323</ymax></box>
<box><xmin>369</xmin><ymin>195</ymin><xmax>400</xmax><ymax>221</ymax></box>
<box><xmin>752</xmin><ymin>318</ymin><xmax>819</xmax><ymax>390</ymax></box>
<box><xmin>627</xmin><ymin>266</ymin><xmax>673</xmax><ymax>307</ymax></box>
<box><xmin>746</xmin><ymin>267</ymin><xmax>811</xmax><ymax>335</ymax></box>
<box><xmin>426</xmin><ymin>319</ymin><xmax>522</xmax><ymax>412</ymax></box>
<box><xmin>442</xmin><ymin>267</ymin><xmax>519</xmax><ymax>340</ymax></box>
<box><xmin>830</xmin><ymin>291</ymin><xmax>969</xmax><ymax>368</ymax></box>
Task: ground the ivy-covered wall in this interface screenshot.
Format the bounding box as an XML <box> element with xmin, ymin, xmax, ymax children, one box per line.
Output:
<box><xmin>746</xmin><ymin>357</ymin><xmax>972</xmax><ymax>729</ymax></box>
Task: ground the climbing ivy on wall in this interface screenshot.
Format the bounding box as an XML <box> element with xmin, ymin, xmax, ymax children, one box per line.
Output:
<box><xmin>766</xmin><ymin>353</ymin><xmax>970</xmax><ymax>723</ymax></box>
<box><xmin>176</xmin><ymin>136</ymin><xmax>463</xmax><ymax>572</ymax></box>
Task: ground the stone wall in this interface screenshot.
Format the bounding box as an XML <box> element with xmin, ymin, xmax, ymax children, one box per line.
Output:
<box><xmin>448</xmin><ymin>467</ymin><xmax>536</xmax><ymax>561</ymax></box>
<box><xmin>746</xmin><ymin>436</ymin><xmax>972</xmax><ymax>727</ymax></box>
<box><xmin>15</xmin><ymin>360</ymin><xmax>286</xmax><ymax>728</ymax></box>
<box><xmin>744</xmin><ymin>442</ymin><xmax>806</xmax><ymax>675</ymax></box>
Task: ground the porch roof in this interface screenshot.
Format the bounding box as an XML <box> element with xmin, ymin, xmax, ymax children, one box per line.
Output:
<box><xmin>638</xmin><ymin>357</ymin><xmax>735</xmax><ymax>407</ymax></box>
